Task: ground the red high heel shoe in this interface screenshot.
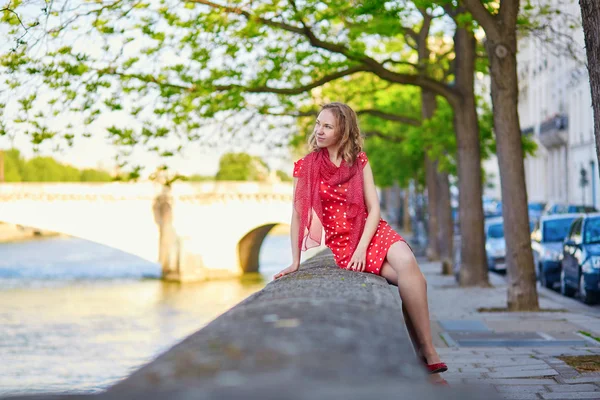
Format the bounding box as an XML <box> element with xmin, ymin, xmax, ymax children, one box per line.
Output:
<box><xmin>422</xmin><ymin>356</ymin><xmax>448</xmax><ymax>374</ymax></box>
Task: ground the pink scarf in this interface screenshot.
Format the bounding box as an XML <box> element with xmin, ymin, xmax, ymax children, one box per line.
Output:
<box><xmin>294</xmin><ymin>149</ymin><xmax>366</xmax><ymax>254</ymax></box>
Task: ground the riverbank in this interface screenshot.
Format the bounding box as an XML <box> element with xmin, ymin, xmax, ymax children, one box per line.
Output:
<box><xmin>0</xmin><ymin>223</ymin><xmax>61</xmax><ymax>243</ymax></box>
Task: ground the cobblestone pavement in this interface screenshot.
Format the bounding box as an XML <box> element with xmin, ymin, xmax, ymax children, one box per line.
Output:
<box><xmin>415</xmin><ymin>257</ymin><xmax>600</xmax><ymax>400</ymax></box>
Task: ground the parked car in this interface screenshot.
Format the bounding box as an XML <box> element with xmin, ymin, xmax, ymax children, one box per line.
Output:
<box><xmin>528</xmin><ymin>201</ymin><xmax>547</xmax><ymax>224</ymax></box>
<box><xmin>485</xmin><ymin>217</ymin><xmax>506</xmax><ymax>272</ymax></box>
<box><xmin>545</xmin><ymin>203</ymin><xmax>598</xmax><ymax>215</ymax></box>
<box><xmin>483</xmin><ymin>197</ymin><xmax>501</xmax><ymax>218</ymax></box>
<box><xmin>560</xmin><ymin>214</ymin><xmax>600</xmax><ymax>304</ymax></box>
<box><xmin>486</xmin><ymin>217</ymin><xmax>535</xmax><ymax>272</ymax></box>
<box><xmin>531</xmin><ymin>214</ymin><xmax>582</xmax><ymax>289</ymax></box>
<box><xmin>484</xmin><ymin>200</ymin><xmax>503</xmax><ymax>219</ymax></box>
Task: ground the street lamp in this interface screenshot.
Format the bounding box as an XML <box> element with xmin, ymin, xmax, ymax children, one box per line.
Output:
<box><xmin>580</xmin><ymin>166</ymin><xmax>590</xmax><ymax>205</ymax></box>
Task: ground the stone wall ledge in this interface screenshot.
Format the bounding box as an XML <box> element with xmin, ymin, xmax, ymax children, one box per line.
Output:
<box><xmin>3</xmin><ymin>251</ymin><xmax>492</xmax><ymax>400</ymax></box>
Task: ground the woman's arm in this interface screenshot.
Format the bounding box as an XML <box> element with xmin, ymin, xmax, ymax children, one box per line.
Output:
<box><xmin>274</xmin><ymin>178</ymin><xmax>301</xmax><ymax>279</ymax></box>
<box><xmin>290</xmin><ymin>178</ymin><xmax>301</xmax><ymax>267</ymax></box>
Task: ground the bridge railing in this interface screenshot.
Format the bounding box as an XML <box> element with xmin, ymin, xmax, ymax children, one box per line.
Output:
<box><xmin>0</xmin><ymin>182</ymin><xmax>293</xmax><ymax>202</ymax></box>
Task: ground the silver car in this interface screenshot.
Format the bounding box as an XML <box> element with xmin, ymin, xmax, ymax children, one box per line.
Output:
<box><xmin>485</xmin><ymin>217</ymin><xmax>506</xmax><ymax>272</ymax></box>
<box><xmin>485</xmin><ymin>217</ymin><xmax>536</xmax><ymax>272</ymax></box>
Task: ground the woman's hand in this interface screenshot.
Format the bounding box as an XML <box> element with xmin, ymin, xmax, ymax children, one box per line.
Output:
<box><xmin>273</xmin><ymin>263</ymin><xmax>299</xmax><ymax>280</ymax></box>
<box><xmin>347</xmin><ymin>245</ymin><xmax>367</xmax><ymax>272</ymax></box>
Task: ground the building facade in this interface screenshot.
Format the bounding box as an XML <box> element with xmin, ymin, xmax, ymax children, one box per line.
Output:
<box><xmin>517</xmin><ymin>1</ymin><xmax>599</xmax><ymax>209</ymax></box>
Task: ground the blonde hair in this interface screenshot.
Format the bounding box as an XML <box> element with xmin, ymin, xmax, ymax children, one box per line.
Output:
<box><xmin>308</xmin><ymin>102</ymin><xmax>364</xmax><ymax>165</ymax></box>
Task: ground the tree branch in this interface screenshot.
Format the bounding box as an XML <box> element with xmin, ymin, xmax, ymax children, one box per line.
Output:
<box><xmin>363</xmin><ymin>130</ymin><xmax>404</xmax><ymax>143</ymax></box>
<box><xmin>417</xmin><ymin>8</ymin><xmax>433</xmax><ymax>51</ymax></box>
<box><xmin>287</xmin><ymin>0</ymin><xmax>380</xmax><ymax>70</ymax></box>
<box><xmin>188</xmin><ymin>0</ymin><xmax>457</xmax><ymax>102</ymax></box>
<box><xmin>381</xmin><ymin>58</ymin><xmax>419</xmax><ymax>70</ymax></box>
<box><xmin>98</xmin><ymin>64</ymin><xmax>368</xmax><ymax>96</ymax></box>
<box><xmin>461</xmin><ymin>0</ymin><xmax>501</xmax><ymax>39</ymax></box>
<box><xmin>356</xmin><ymin>109</ymin><xmax>420</xmax><ymax>126</ymax></box>
<box><xmin>189</xmin><ymin>0</ymin><xmax>304</xmax><ymax>34</ymax></box>
<box><xmin>403</xmin><ymin>33</ymin><xmax>419</xmax><ymax>51</ymax></box>
<box><xmin>1</xmin><ymin>6</ymin><xmax>38</xmax><ymax>50</ymax></box>
<box><xmin>401</xmin><ymin>26</ymin><xmax>419</xmax><ymax>43</ymax></box>
<box><xmin>97</xmin><ymin>68</ymin><xmax>191</xmax><ymax>91</ymax></box>
<box><xmin>1</xmin><ymin>7</ymin><xmax>28</xmax><ymax>31</ymax></box>
<box><xmin>214</xmin><ymin>65</ymin><xmax>369</xmax><ymax>95</ymax></box>
<box><xmin>443</xmin><ymin>4</ymin><xmax>457</xmax><ymax>18</ymax></box>
<box><xmin>264</xmin><ymin>110</ymin><xmax>317</xmax><ymax>117</ymax></box>
<box><xmin>263</xmin><ymin>108</ymin><xmax>421</xmax><ymax>127</ymax></box>
<box><xmin>436</xmin><ymin>47</ymin><xmax>454</xmax><ymax>63</ymax></box>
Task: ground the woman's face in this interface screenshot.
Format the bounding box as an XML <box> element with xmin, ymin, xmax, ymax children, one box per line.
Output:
<box><xmin>314</xmin><ymin>109</ymin><xmax>339</xmax><ymax>149</ymax></box>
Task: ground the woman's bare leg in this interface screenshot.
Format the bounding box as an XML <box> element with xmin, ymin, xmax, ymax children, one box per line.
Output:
<box><xmin>380</xmin><ymin>264</ymin><xmax>422</xmax><ymax>356</ymax></box>
<box><xmin>380</xmin><ymin>241</ymin><xmax>441</xmax><ymax>365</ymax></box>
<box><xmin>403</xmin><ymin>304</ymin><xmax>421</xmax><ymax>357</ymax></box>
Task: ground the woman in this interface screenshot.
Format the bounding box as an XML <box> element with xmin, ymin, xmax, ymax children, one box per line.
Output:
<box><xmin>274</xmin><ymin>102</ymin><xmax>447</xmax><ymax>380</ymax></box>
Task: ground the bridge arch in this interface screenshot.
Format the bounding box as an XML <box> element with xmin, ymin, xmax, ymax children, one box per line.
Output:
<box><xmin>237</xmin><ymin>223</ymin><xmax>290</xmax><ymax>274</ymax></box>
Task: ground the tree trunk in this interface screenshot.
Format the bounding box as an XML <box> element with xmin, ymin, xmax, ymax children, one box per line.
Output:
<box><xmin>580</xmin><ymin>0</ymin><xmax>600</xmax><ymax>175</ymax></box>
<box><xmin>380</xmin><ymin>186</ymin><xmax>388</xmax><ymax>212</ymax></box>
<box><xmin>437</xmin><ymin>170</ymin><xmax>454</xmax><ymax>275</ymax></box>
<box><xmin>424</xmin><ymin>158</ymin><xmax>440</xmax><ymax>261</ymax></box>
<box><xmin>454</xmin><ymin>26</ymin><xmax>489</xmax><ymax>287</ymax></box>
<box><xmin>391</xmin><ymin>181</ymin><xmax>402</xmax><ymax>226</ymax></box>
<box><xmin>403</xmin><ymin>189</ymin><xmax>412</xmax><ymax>234</ymax></box>
<box><xmin>416</xmin><ymin>12</ymin><xmax>443</xmax><ymax>262</ymax></box>
<box><xmin>485</xmin><ymin>23</ymin><xmax>539</xmax><ymax>310</ymax></box>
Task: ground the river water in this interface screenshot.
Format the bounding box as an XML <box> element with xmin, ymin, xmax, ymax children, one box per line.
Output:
<box><xmin>0</xmin><ymin>234</ymin><xmax>291</xmax><ymax>396</ymax></box>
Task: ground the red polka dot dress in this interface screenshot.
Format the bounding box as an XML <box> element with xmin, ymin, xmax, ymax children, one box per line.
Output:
<box><xmin>293</xmin><ymin>151</ymin><xmax>407</xmax><ymax>276</ymax></box>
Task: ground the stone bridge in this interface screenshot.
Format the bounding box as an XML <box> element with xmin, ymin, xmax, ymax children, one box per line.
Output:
<box><xmin>0</xmin><ymin>182</ymin><xmax>294</xmax><ymax>281</ymax></box>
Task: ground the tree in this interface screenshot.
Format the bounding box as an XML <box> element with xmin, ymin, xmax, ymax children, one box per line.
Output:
<box><xmin>1</xmin><ymin>0</ymin><xmax>490</xmax><ymax>286</ymax></box>
<box><xmin>460</xmin><ymin>0</ymin><xmax>539</xmax><ymax>310</ymax></box>
<box><xmin>80</xmin><ymin>168</ymin><xmax>112</xmax><ymax>182</ymax></box>
<box><xmin>449</xmin><ymin>11</ymin><xmax>488</xmax><ymax>286</ymax></box>
<box><xmin>415</xmin><ymin>7</ymin><xmax>445</xmax><ymax>263</ymax></box>
<box><xmin>275</xmin><ymin>169</ymin><xmax>292</xmax><ymax>182</ymax></box>
<box><xmin>215</xmin><ymin>152</ymin><xmax>269</xmax><ymax>181</ymax></box>
<box><xmin>361</xmin><ymin>93</ymin><xmax>460</xmax><ymax>189</ymax></box>
<box><xmin>186</xmin><ymin>174</ymin><xmax>215</xmax><ymax>182</ymax></box>
<box><xmin>0</xmin><ymin>148</ymin><xmax>112</xmax><ymax>182</ymax></box>
<box><xmin>579</xmin><ymin>0</ymin><xmax>600</xmax><ymax>176</ymax></box>
<box><xmin>23</xmin><ymin>157</ymin><xmax>72</xmax><ymax>181</ymax></box>
<box><xmin>1</xmin><ymin>149</ymin><xmax>25</xmax><ymax>182</ymax></box>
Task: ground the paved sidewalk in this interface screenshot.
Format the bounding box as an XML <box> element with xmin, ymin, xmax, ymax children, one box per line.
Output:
<box><xmin>417</xmin><ymin>258</ymin><xmax>600</xmax><ymax>400</ymax></box>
